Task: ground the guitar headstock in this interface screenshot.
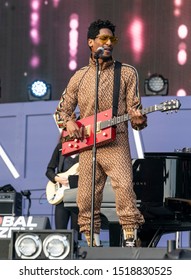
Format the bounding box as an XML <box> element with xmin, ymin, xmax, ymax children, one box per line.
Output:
<box><xmin>158</xmin><ymin>99</ymin><xmax>181</xmax><ymax>113</ymax></box>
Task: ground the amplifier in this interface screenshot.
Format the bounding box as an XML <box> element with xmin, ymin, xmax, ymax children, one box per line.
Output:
<box><xmin>0</xmin><ymin>192</ymin><xmax>22</xmax><ymax>216</ymax></box>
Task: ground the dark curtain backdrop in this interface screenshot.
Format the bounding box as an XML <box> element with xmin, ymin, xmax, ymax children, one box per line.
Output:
<box><xmin>0</xmin><ymin>0</ymin><xmax>190</xmax><ymax>103</ymax></box>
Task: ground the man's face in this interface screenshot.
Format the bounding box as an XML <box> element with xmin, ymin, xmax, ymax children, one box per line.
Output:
<box><xmin>88</xmin><ymin>28</ymin><xmax>118</xmax><ymax>59</ymax></box>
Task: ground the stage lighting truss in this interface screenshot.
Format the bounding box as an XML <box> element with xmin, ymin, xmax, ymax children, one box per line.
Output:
<box><xmin>28</xmin><ymin>80</ymin><xmax>51</xmax><ymax>101</ymax></box>
<box><xmin>11</xmin><ymin>230</ymin><xmax>76</xmax><ymax>260</ymax></box>
<box><xmin>144</xmin><ymin>74</ymin><xmax>169</xmax><ymax>96</ymax></box>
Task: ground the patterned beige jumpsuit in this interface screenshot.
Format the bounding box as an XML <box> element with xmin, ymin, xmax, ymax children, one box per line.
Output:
<box><xmin>55</xmin><ymin>58</ymin><xmax>145</xmax><ymax>234</ymax></box>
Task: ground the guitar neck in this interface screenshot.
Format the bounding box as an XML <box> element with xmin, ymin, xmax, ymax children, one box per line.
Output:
<box><xmin>100</xmin><ymin>105</ymin><xmax>156</xmax><ymax>130</ymax></box>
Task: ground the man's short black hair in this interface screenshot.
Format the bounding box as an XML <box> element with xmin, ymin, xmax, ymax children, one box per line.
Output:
<box><xmin>87</xmin><ymin>19</ymin><xmax>116</xmax><ymax>39</ymax></box>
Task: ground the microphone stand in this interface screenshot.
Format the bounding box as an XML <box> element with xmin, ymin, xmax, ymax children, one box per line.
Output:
<box><xmin>21</xmin><ymin>188</ymin><xmax>45</xmax><ymax>216</ymax></box>
<box><xmin>21</xmin><ymin>190</ymin><xmax>31</xmax><ymax>216</ymax></box>
<box><xmin>90</xmin><ymin>56</ymin><xmax>100</xmax><ymax>247</ymax></box>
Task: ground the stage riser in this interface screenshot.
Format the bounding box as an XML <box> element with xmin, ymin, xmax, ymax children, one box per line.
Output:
<box><xmin>77</xmin><ymin>247</ymin><xmax>191</xmax><ymax>260</ymax></box>
<box><xmin>1</xmin><ymin>243</ymin><xmax>191</xmax><ymax>260</ymax></box>
<box><xmin>77</xmin><ymin>247</ymin><xmax>166</xmax><ymax>259</ymax></box>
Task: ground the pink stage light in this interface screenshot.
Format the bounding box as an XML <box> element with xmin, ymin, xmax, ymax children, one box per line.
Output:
<box><xmin>68</xmin><ymin>14</ymin><xmax>79</xmax><ymax>70</ymax></box>
<box><xmin>177</xmin><ymin>49</ymin><xmax>187</xmax><ymax>65</ymax></box>
<box><xmin>70</xmin><ymin>18</ymin><xmax>79</xmax><ymax>29</ymax></box>
<box><xmin>128</xmin><ymin>18</ymin><xmax>144</xmax><ymax>63</ymax></box>
<box><xmin>174</xmin><ymin>0</ymin><xmax>183</xmax><ymax>7</ymax></box>
<box><xmin>178</xmin><ymin>42</ymin><xmax>186</xmax><ymax>50</ymax></box>
<box><xmin>178</xmin><ymin>25</ymin><xmax>188</xmax><ymax>39</ymax></box>
<box><xmin>52</xmin><ymin>0</ymin><xmax>60</xmax><ymax>8</ymax></box>
<box><xmin>30</xmin><ymin>28</ymin><xmax>40</xmax><ymax>45</ymax></box>
<box><xmin>29</xmin><ymin>1</ymin><xmax>40</xmax><ymax>45</ymax></box>
<box><xmin>69</xmin><ymin>60</ymin><xmax>77</xmax><ymax>71</ymax></box>
<box><xmin>30</xmin><ymin>12</ymin><xmax>39</xmax><ymax>27</ymax></box>
<box><xmin>174</xmin><ymin>8</ymin><xmax>181</xmax><ymax>17</ymax></box>
<box><xmin>30</xmin><ymin>55</ymin><xmax>40</xmax><ymax>68</ymax></box>
<box><xmin>176</xmin><ymin>89</ymin><xmax>187</xmax><ymax>96</ymax></box>
<box><xmin>30</xmin><ymin>0</ymin><xmax>40</xmax><ymax>10</ymax></box>
<box><xmin>173</xmin><ymin>0</ymin><xmax>182</xmax><ymax>17</ymax></box>
<box><xmin>29</xmin><ymin>0</ymin><xmax>41</xmax><ymax>69</ymax></box>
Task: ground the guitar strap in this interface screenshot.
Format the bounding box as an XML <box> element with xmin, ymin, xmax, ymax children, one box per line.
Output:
<box><xmin>58</xmin><ymin>153</ymin><xmax>65</xmax><ymax>173</ymax></box>
<box><xmin>112</xmin><ymin>60</ymin><xmax>122</xmax><ymax>117</ymax></box>
<box><xmin>58</xmin><ymin>152</ymin><xmax>79</xmax><ymax>173</ymax></box>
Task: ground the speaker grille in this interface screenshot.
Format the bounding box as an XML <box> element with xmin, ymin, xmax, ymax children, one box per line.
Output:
<box><xmin>0</xmin><ymin>192</ymin><xmax>22</xmax><ymax>216</ymax></box>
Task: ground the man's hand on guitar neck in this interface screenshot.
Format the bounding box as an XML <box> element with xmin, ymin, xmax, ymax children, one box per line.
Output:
<box><xmin>129</xmin><ymin>108</ymin><xmax>147</xmax><ymax>131</ymax></box>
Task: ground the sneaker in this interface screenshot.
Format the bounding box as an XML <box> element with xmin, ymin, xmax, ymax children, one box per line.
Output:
<box><xmin>84</xmin><ymin>232</ymin><xmax>103</xmax><ymax>247</ymax></box>
<box><xmin>123</xmin><ymin>238</ymin><xmax>136</xmax><ymax>247</ymax></box>
<box><xmin>122</xmin><ymin>228</ymin><xmax>141</xmax><ymax>247</ymax></box>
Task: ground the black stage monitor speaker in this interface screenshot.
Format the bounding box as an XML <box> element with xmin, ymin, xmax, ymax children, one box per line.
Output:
<box><xmin>0</xmin><ymin>216</ymin><xmax>51</xmax><ymax>259</ymax></box>
<box><xmin>10</xmin><ymin>229</ymin><xmax>77</xmax><ymax>260</ymax></box>
<box><xmin>0</xmin><ymin>192</ymin><xmax>22</xmax><ymax>216</ymax></box>
<box><xmin>0</xmin><ymin>239</ymin><xmax>10</xmax><ymax>260</ymax></box>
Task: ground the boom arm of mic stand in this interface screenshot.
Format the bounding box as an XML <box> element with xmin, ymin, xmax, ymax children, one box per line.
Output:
<box><xmin>90</xmin><ymin>58</ymin><xmax>99</xmax><ymax>247</ymax></box>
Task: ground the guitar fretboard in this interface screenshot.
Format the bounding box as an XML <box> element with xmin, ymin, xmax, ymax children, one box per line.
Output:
<box><xmin>100</xmin><ymin>105</ymin><xmax>158</xmax><ymax>130</ymax></box>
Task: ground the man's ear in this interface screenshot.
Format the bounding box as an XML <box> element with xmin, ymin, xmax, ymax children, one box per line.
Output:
<box><xmin>88</xmin><ymin>38</ymin><xmax>93</xmax><ymax>48</ymax></box>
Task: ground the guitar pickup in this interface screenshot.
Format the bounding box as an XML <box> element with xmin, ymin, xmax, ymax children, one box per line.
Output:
<box><xmin>96</xmin><ymin>122</ymin><xmax>101</xmax><ymax>133</ymax></box>
<box><xmin>84</xmin><ymin>125</ymin><xmax>91</xmax><ymax>137</ymax></box>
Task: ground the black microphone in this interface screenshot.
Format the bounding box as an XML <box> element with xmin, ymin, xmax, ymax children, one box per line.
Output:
<box><xmin>94</xmin><ymin>47</ymin><xmax>104</xmax><ymax>59</ymax></box>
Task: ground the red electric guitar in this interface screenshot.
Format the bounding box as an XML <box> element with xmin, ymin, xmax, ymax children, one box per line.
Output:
<box><xmin>62</xmin><ymin>99</ymin><xmax>181</xmax><ymax>156</ymax></box>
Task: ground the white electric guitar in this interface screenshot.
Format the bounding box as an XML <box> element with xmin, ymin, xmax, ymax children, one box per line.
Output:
<box><xmin>46</xmin><ymin>162</ymin><xmax>79</xmax><ymax>205</ymax></box>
